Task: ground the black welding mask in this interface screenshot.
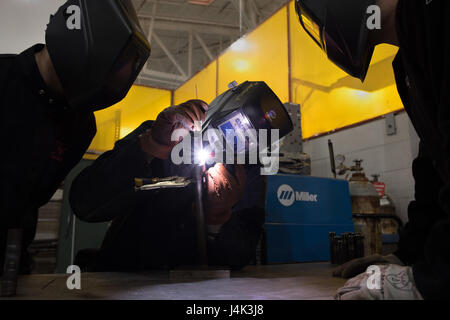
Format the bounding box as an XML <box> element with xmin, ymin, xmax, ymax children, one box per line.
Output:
<box><xmin>295</xmin><ymin>0</ymin><xmax>376</xmax><ymax>81</ymax></box>
<box><xmin>45</xmin><ymin>0</ymin><xmax>151</xmax><ymax>112</ymax></box>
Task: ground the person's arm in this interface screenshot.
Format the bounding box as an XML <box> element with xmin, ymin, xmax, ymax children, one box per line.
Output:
<box><xmin>70</xmin><ymin>100</ymin><xmax>209</xmax><ymax>223</ymax></box>
<box><xmin>69</xmin><ymin>121</ymin><xmax>154</xmax><ymax>223</ymax></box>
<box><xmin>206</xmin><ymin>165</ymin><xmax>266</xmax><ymax>269</ymax></box>
<box><xmin>395</xmin><ymin>143</ymin><xmax>447</xmax><ymax>265</ymax></box>
<box><xmin>395</xmin><ymin>0</ymin><xmax>450</xmax><ymax>299</ymax></box>
<box><xmin>419</xmin><ymin>0</ymin><xmax>450</xmax><ymax>299</ymax></box>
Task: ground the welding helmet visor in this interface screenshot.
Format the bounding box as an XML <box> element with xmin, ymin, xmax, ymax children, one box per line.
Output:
<box><xmin>45</xmin><ymin>0</ymin><xmax>151</xmax><ymax>112</ymax></box>
<box><xmin>295</xmin><ymin>0</ymin><xmax>376</xmax><ymax>81</ymax></box>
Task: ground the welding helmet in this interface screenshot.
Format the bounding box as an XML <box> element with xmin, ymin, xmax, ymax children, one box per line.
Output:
<box><xmin>45</xmin><ymin>0</ymin><xmax>151</xmax><ymax>112</ymax></box>
<box><xmin>202</xmin><ymin>81</ymin><xmax>293</xmax><ymax>156</ymax></box>
<box><xmin>295</xmin><ymin>0</ymin><xmax>375</xmax><ymax>81</ymax></box>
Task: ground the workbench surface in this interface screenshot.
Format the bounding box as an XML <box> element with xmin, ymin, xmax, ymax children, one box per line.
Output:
<box><xmin>2</xmin><ymin>263</ymin><xmax>347</xmax><ymax>300</ymax></box>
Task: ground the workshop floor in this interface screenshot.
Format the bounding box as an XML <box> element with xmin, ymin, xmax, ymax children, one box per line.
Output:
<box><xmin>2</xmin><ymin>263</ymin><xmax>347</xmax><ymax>300</ymax></box>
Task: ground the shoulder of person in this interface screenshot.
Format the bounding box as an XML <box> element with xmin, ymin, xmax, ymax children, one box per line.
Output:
<box><xmin>0</xmin><ymin>53</ymin><xmax>17</xmax><ymax>82</ymax></box>
<box><xmin>0</xmin><ymin>54</ymin><xmax>16</xmax><ymax>61</ymax></box>
<box><xmin>113</xmin><ymin>120</ymin><xmax>154</xmax><ymax>149</ymax></box>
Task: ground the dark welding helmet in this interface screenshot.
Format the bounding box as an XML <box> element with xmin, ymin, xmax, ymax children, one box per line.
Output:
<box><xmin>45</xmin><ymin>0</ymin><xmax>151</xmax><ymax>112</ymax></box>
<box><xmin>202</xmin><ymin>81</ymin><xmax>293</xmax><ymax>156</ymax></box>
<box><xmin>295</xmin><ymin>0</ymin><xmax>375</xmax><ymax>81</ymax></box>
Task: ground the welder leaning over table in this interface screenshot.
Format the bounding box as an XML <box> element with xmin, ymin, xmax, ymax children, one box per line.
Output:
<box><xmin>69</xmin><ymin>100</ymin><xmax>266</xmax><ymax>271</ymax></box>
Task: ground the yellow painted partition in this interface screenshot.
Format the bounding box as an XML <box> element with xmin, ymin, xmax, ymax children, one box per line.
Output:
<box><xmin>288</xmin><ymin>1</ymin><xmax>403</xmax><ymax>139</ymax></box>
<box><xmin>174</xmin><ymin>61</ymin><xmax>217</xmax><ymax>105</ymax></box>
<box><xmin>88</xmin><ymin>85</ymin><xmax>172</xmax><ymax>152</ymax></box>
<box><xmin>173</xmin><ymin>1</ymin><xmax>404</xmax><ymax>141</ymax></box>
<box><xmin>218</xmin><ymin>6</ymin><xmax>289</xmax><ymax>102</ymax></box>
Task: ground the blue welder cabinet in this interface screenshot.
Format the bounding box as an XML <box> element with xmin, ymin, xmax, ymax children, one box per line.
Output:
<box><xmin>265</xmin><ymin>175</ymin><xmax>354</xmax><ymax>263</ymax></box>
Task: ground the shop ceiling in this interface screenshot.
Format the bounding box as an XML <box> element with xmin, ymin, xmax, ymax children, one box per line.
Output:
<box><xmin>133</xmin><ymin>0</ymin><xmax>289</xmax><ymax>90</ymax></box>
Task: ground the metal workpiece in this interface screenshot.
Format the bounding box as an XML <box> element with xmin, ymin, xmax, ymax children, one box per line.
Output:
<box><xmin>134</xmin><ymin>176</ymin><xmax>192</xmax><ymax>191</ymax></box>
<box><xmin>1</xmin><ymin>229</ymin><xmax>23</xmax><ymax>297</ymax></box>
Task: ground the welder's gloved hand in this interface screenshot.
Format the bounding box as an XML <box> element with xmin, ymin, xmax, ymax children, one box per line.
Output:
<box><xmin>333</xmin><ymin>254</ymin><xmax>404</xmax><ymax>279</ymax></box>
<box><xmin>140</xmin><ymin>100</ymin><xmax>209</xmax><ymax>160</ymax></box>
<box><xmin>204</xmin><ymin>164</ymin><xmax>246</xmax><ymax>226</ymax></box>
<box><xmin>335</xmin><ymin>264</ymin><xmax>423</xmax><ymax>300</ymax></box>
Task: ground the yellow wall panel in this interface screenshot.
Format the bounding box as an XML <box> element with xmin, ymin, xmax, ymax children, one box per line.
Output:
<box><xmin>288</xmin><ymin>1</ymin><xmax>403</xmax><ymax>139</ymax></box>
<box><xmin>88</xmin><ymin>85</ymin><xmax>172</xmax><ymax>152</ymax></box>
<box><xmin>174</xmin><ymin>61</ymin><xmax>217</xmax><ymax>105</ymax></box>
<box><xmin>218</xmin><ymin>7</ymin><xmax>289</xmax><ymax>102</ymax></box>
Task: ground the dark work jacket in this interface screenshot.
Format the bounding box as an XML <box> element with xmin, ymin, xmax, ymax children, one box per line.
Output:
<box><xmin>69</xmin><ymin>121</ymin><xmax>266</xmax><ymax>271</ymax></box>
<box><xmin>0</xmin><ymin>44</ymin><xmax>96</xmax><ymax>273</ymax></box>
<box><xmin>393</xmin><ymin>0</ymin><xmax>450</xmax><ymax>299</ymax></box>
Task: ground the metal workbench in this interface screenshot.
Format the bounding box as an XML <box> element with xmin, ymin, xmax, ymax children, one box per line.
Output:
<box><xmin>1</xmin><ymin>263</ymin><xmax>346</xmax><ymax>300</ymax></box>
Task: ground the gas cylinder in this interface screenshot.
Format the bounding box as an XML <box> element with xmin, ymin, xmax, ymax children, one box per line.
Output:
<box><xmin>336</xmin><ymin>158</ymin><xmax>382</xmax><ymax>256</ymax></box>
<box><xmin>347</xmin><ymin>160</ymin><xmax>383</xmax><ymax>255</ymax></box>
<box><xmin>371</xmin><ymin>174</ymin><xmax>402</xmax><ymax>254</ymax></box>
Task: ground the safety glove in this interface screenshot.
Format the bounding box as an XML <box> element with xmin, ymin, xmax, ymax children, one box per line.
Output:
<box><xmin>204</xmin><ymin>164</ymin><xmax>246</xmax><ymax>226</ymax></box>
<box><xmin>333</xmin><ymin>254</ymin><xmax>404</xmax><ymax>279</ymax></box>
<box><xmin>140</xmin><ymin>100</ymin><xmax>208</xmax><ymax>160</ymax></box>
<box><xmin>335</xmin><ymin>264</ymin><xmax>423</xmax><ymax>300</ymax></box>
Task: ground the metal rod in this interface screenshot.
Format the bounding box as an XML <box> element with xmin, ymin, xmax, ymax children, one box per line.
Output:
<box><xmin>328</xmin><ymin>139</ymin><xmax>336</xmax><ymax>178</ymax></box>
<box><xmin>239</xmin><ymin>0</ymin><xmax>243</xmax><ymax>36</ymax></box>
<box><xmin>152</xmin><ymin>32</ymin><xmax>187</xmax><ymax>77</ymax></box>
<box><xmin>195</xmin><ymin>33</ymin><xmax>214</xmax><ymax>61</ymax></box>
<box><xmin>144</xmin><ymin>0</ymin><xmax>158</xmax><ymax>71</ymax></box>
<box><xmin>188</xmin><ymin>30</ymin><xmax>193</xmax><ymax>77</ymax></box>
<box><xmin>194</xmin><ymin>134</ymin><xmax>208</xmax><ymax>266</ymax></box>
<box><xmin>1</xmin><ymin>229</ymin><xmax>23</xmax><ymax>297</ymax></box>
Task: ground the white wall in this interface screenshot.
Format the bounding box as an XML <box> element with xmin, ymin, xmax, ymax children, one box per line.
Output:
<box><xmin>303</xmin><ymin>112</ymin><xmax>420</xmax><ymax>224</ymax></box>
<box><xmin>0</xmin><ymin>0</ymin><xmax>65</xmax><ymax>54</ymax></box>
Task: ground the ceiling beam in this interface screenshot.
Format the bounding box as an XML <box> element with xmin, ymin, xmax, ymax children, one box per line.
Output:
<box><xmin>151</xmin><ymin>20</ymin><xmax>239</xmax><ymax>37</ymax></box>
<box><xmin>188</xmin><ymin>31</ymin><xmax>193</xmax><ymax>77</ymax></box>
<box><xmin>141</xmin><ymin>70</ymin><xmax>187</xmax><ymax>82</ymax></box>
<box><xmin>139</xmin><ymin>13</ymin><xmax>239</xmax><ymax>30</ymax></box>
<box><xmin>147</xmin><ymin>0</ymin><xmax>158</xmax><ymax>41</ymax></box>
<box><xmin>194</xmin><ymin>33</ymin><xmax>214</xmax><ymax>61</ymax></box>
<box><xmin>152</xmin><ymin>32</ymin><xmax>187</xmax><ymax>78</ymax></box>
<box><xmin>137</xmin><ymin>76</ymin><xmax>181</xmax><ymax>89</ymax></box>
<box><xmin>230</xmin><ymin>0</ymin><xmax>254</xmax><ymax>31</ymax></box>
<box><xmin>144</xmin><ymin>0</ymin><xmax>158</xmax><ymax>70</ymax></box>
<box><xmin>137</xmin><ymin>0</ymin><xmax>148</xmax><ymax>13</ymax></box>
